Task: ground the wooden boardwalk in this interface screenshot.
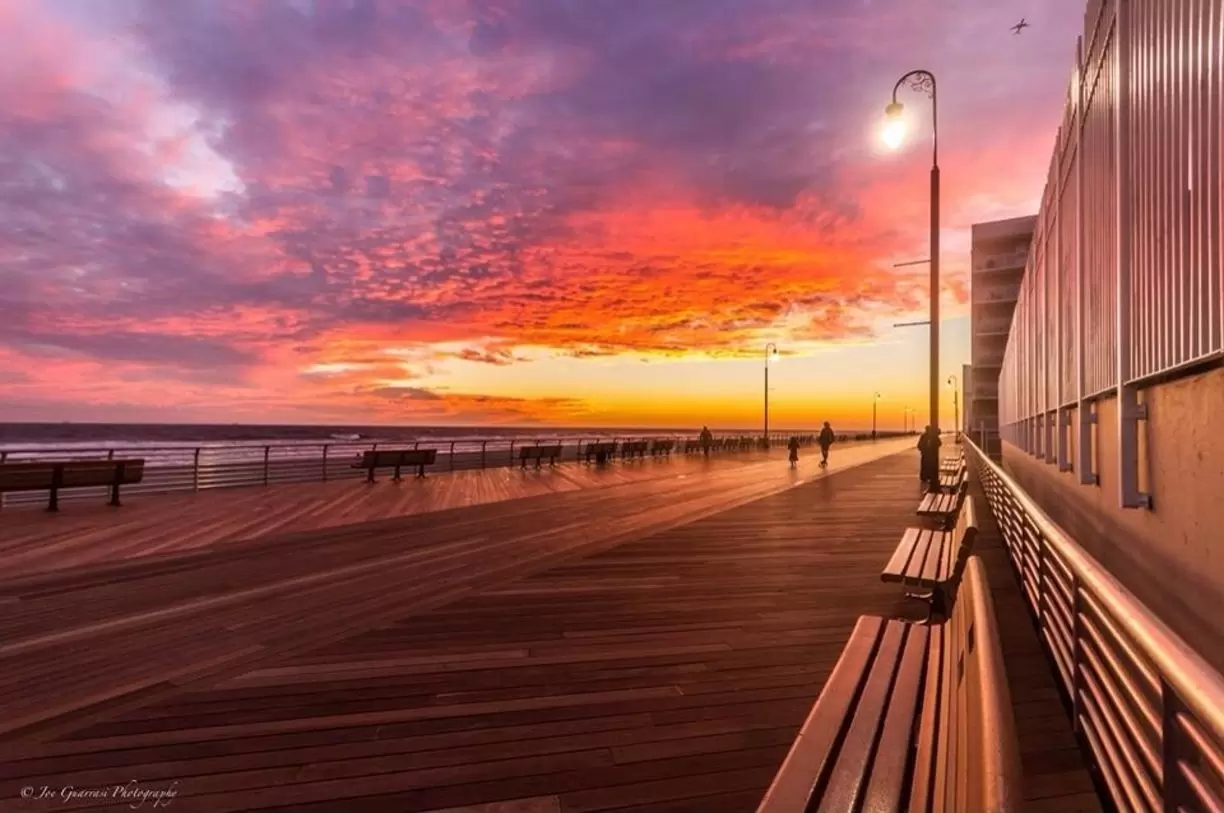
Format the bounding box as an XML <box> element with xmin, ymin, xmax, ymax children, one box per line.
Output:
<box><xmin>0</xmin><ymin>449</ymin><xmax>1101</xmax><ymax>813</ymax></box>
<box><xmin>0</xmin><ymin>440</ymin><xmax>906</xmax><ymax>577</ymax></box>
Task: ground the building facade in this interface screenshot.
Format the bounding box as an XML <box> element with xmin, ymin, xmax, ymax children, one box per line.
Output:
<box><xmin>994</xmin><ymin>0</ymin><xmax>1224</xmax><ymax>661</ymax></box>
<box><xmin>969</xmin><ymin>215</ymin><xmax>1036</xmax><ymax>459</ymax></box>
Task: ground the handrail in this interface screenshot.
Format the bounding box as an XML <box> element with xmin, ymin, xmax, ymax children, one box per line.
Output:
<box><xmin>964</xmin><ymin>437</ymin><xmax>1224</xmax><ymax>813</ymax></box>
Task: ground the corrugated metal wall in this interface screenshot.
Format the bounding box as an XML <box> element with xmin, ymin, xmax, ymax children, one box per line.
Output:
<box><xmin>998</xmin><ymin>0</ymin><xmax>1224</xmax><ymax>504</ymax></box>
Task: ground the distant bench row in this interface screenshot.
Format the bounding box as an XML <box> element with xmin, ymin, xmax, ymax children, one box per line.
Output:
<box><xmin>755</xmin><ymin>448</ymin><xmax>1022</xmax><ymax>813</ymax></box>
<box><xmin>0</xmin><ymin>434</ymin><xmax>839</xmax><ymax>506</ymax></box>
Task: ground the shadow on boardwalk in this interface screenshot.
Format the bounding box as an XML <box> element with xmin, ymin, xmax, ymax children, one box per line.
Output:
<box><xmin>1</xmin><ymin>451</ymin><xmax>1100</xmax><ymax>813</ymax></box>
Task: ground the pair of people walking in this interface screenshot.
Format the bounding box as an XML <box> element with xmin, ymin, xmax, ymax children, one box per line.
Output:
<box><xmin>788</xmin><ymin>422</ymin><xmax>836</xmax><ymax>468</ymax></box>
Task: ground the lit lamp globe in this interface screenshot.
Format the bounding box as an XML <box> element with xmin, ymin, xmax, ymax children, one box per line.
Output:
<box><xmin>881</xmin><ymin>102</ymin><xmax>907</xmax><ymax>149</ymax></box>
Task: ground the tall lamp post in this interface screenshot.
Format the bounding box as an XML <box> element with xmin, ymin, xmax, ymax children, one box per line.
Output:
<box><xmin>872</xmin><ymin>392</ymin><xmax>882</xmax><ymax>440</ymax></box>
<box><xmin>764</xmin><ymin>343</ymin><xmax>779</xmax><ymax>448</ymax></box>
<box><xmin>947</xmin><ymin>375</ymin><xmax>959</xmax><ymax>442</ymax></box>
<box><xmin>882</xmin><ymin>69</ymin><xmax>940</xmax><ymax>436</ymax></box>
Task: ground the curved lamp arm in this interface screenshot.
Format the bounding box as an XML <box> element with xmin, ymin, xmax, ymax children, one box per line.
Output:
<box><xmin>889</xmin><ymin>69</ymin><xmax>938</xmax><ymax>167</ymax></box>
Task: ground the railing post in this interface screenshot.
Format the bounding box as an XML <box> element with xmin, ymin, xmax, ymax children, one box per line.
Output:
<box><xmin>193</xmin><ymin>448</ymin><xmax>201</xmax><ymax>492</ymax></box>
<box><xmin>322</xmin><ymin>445</ymin><xmax>329</xmax><ymax>482</ymax></box>
<box><xmin>449</xmin><ymin>441</ymin><xmax>455</xmax><ymax>472</ymax></box>
<box><xmin>263</xmin><ymin>446</ymin><xmax>270</xmax><ymax>487</ymax></box>
<box><xmin>481</xmin><ymin>440</ymin><xmax>486</xmax><ymax>468</ymax></box>
<box><xmin>509</xmin><ymin>440</ymin><xmax>515</xmax><ymax>465</ymax></box>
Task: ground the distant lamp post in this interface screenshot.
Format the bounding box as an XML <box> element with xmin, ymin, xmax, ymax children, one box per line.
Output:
<box><xmin>947</xmin><ymin>375</ymin><xmax>960</xmax><ymax>442</ymax></box>
<box><xmin>882</xmin><ymin>69</ymin><xmax>940</xmax><ymax>437</ymax></box>
<box><xmin>903</xmin><ymin>406</ymin><xmax>911</xmax><ymax>434</ymax></box>
<box><xmin>872</xmin><ymin>392</ymin><xmax>882</xmax><ymax>440</ymax></box>
<box><xmin>764</xmin><ymin>343</ymin><xmax>779</xmax><ymax>448</ymax></box>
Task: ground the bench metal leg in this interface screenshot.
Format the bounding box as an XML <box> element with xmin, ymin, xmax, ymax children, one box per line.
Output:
<box><xmin>366</xmin><ymin>468</ymin><xmax>376</xmax><ymax>484</ymax></box>
<box><xmin>392</xmin><ymin>465</ymin><xmax>403</xmax><ymax>483</ymax></box>
<box><xmin>416</xmin><ymin>465</ymin><xmax>426</xmax><ymax>478</ymax></box>
<box><xmin>535</xmin><ymin>458</ymin><xmax>541</xmax><ymax>469</ymax></box>
<box><xmin>521</xmin><ymin>458</ymin><xmax>527</xmax><ymax>469</ymax></box>
<box><xmin>47</xmin><ymin>486</ymin><xmax>59</xmax><ymax>512</ymax></box>
<box><xmin>109</xmin><ymin>483</ymin><xmax>122</xmax><ymax>507</ymax></box>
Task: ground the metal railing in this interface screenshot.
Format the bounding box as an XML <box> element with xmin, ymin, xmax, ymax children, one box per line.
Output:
<box><xmin>965</xmin><ymin>438</ymin><xmax>1224</xmax><ymax>813</ymax></box>
<box><xmin>1</xmin><ymin>430</ymin><xmax>883</xmax><ymax>507</ymax></box>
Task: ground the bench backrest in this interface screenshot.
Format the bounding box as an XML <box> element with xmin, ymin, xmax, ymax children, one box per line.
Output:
<box><xmin>60</xmin><ymin>459</ymin><xmax>145</xmax><ymax>487</ymax></box>
<box><xmin>913</xmin><ymin>556</ymin><xmax>1022</xmax><ymax>813</ymax></box>
<box><xmin>538</xmin><ymin>444</ymin><xmax>562</xmax><ymax>456</ymax></box>
<box><xmin>360</xmin><ymin>449</ymin><xmax>435</xmax><ymax>467</ymax></box>
<box><xmin>946</xmin><ymin>497</ymin><xmax>979</xmax><ymax>593</ymax></box>
<box><xmin>0</xmin><ymin>460</ymin><xmax>145</xmax><ymax>490</ymax></box>
<box><xmin>0</xmin><ymin>463</ymin><xmax>57</xmax><ymax>491</ymax></box>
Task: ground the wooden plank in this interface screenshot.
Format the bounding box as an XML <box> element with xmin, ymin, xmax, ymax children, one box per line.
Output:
<box><xmin>882</xmin><ymin>529</ymin><xmax>922</xmax><ymax>582</ymax></box>
<box><xmin>820</xmin><ymin>620</ymin><xmax>906</xmax><ymax>811</ymax></box>
<box><xmin>907</xmin><ymin>626</ymin><xmax>944</xmax><ymax>813</ymax></box>
<box><xmin>918</xmin><ymin>531</ymin><xmax>947</xmax><ymax>586</ymax></box>
<box><xmin>860</xmin><ymin>623</ymin><xmax>929</xmax><ymax>813</ymax></box>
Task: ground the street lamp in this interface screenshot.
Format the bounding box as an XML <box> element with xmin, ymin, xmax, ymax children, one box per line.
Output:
<box><xmin>872</xmin><ymin>391</ymin><xmax>882</xmax><ymax>440</ymax></box>
<box><xmin>947</xmin><ymin>375</ymin><xmax>960</xmax><ymax>442</ymax></box>
<box><xmin>764</xmin><ymin>343</ymin><xmax>779</xmax><ymax>448</ymax></box>
<box><xmin>882</xmin><ymin>69</ymin><xmax>940</xmax><ymax>436</ymax></box>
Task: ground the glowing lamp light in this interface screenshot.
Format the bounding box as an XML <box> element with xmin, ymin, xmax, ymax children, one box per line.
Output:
<box><xmin>881</xmin><ymin>101</ymin><xmax>907</xmax><ymax>149</ymax></box>
<box><xmin>768</xmin><ymin>346</ymin><xmax>780</xmax><ymax>364</ymax></box>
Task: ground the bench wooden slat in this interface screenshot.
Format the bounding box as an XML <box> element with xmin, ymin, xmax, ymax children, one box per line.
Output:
<box><xmin>907</xmin><ymin>625</ymin><xmax>944</xmax><ymax>813</ymax></box>
<box><xmin>755</xmin><ymin>616</ymin><xmax>884</xmax><ymax>812</ymax></box>
<box><xmin>919</xmin><ymin>531</ymin><xmax>947</xmax><ymax>585</ymax></box>
<box><xmin>862</xmin><ymin>623</ymin><xmax>930</xmax><ymax>813</ymax></box>
<box><xmin>882</xmin><ymin>528</ymin><xmax>922</xmax><ymax>582</ymax></box>
<box><xmin>821</xmin><ymin>621</ymin><xmax>907</xmax><ymax>810</ymax></box>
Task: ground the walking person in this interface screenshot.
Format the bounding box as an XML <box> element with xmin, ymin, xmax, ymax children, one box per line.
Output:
<box><xmin>787</xmin><ymin>435</ymin><xmax>800</xmax><ymax>468</ymax></box>
<box><xmin>699</xmin><ymin>425</ymin><xmax>713</xmax><ymax>458</ymax></box>
<box><xmin>817</xmin><ymin>421</ymin><xmax>835</xmax><ymax>467</ymax></box>
<box><xmin>917</xmin><ymin>425</ymin><xmax>942</xmax><ymax>492</ymax></box>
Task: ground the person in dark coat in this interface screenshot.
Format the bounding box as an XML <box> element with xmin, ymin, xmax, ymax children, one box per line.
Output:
<box><xmin>699</xmin><ymin>426</ymin><xmax>713</xmax><ymax>458</ymax></box>
<box><xmin>787</xmin><ymin>436</ymin><xmax>800</xmax><ymax>468</ymax></box>
<box><xmin>817</xmin><ymin>422</ymin><xmax>835</xmax><ymax>467</ymax></box>
<box><xmin>917</xmin><ymin>425</ymin><xmax>942</xmax><ymax>491</ymax></box>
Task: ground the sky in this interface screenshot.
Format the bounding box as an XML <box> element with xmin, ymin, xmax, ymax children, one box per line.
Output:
<box><xmin>0</xmin><ymin>0</ymin><xmax>1084</xmax><ymax>430</ymax></box>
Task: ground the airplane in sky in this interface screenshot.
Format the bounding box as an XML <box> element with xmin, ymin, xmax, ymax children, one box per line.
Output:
<box><xmin>1011</xmin><ymin>18</ymin><xmax>1030</xmax><ymax>34</ymax></box>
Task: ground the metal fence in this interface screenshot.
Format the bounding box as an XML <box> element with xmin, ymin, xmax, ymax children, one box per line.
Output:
<box><xmin>966</xmin><ymin>438</ymin><xmax>1224</xmax><ymax>813</ymax></box>
<box><xmin>998</xmin><ymin>0</ymin><xmax>1224</xmax><ymax>508</ymax></box>
<box><xmin>0</xmin><ymin>430</ymin><xmax>911</xmax><ymax>508</ymax></box>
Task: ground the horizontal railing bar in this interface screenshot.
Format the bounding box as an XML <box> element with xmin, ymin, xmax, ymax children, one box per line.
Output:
<box><xmin>1080</xmin><ymin>639</ymin><xmax>1163</xmax><ymax>780</ymax></box>
<box><xmin>1081</xmin><ymin>618</ymin><xmax>1162</xmax><ymax>740</ymax></box>
<box><xmin>1080</xmin><ymin>684</ymin><xmax>1160</xmax><ymax>813</ymax></box>
<box><xmin>966</xmin><ymin>439</ymin><xmax>1224</xmax><ymax>745</ymax></box>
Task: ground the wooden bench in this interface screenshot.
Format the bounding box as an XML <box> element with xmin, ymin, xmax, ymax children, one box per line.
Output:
<box><xmin>918</xmin><ymin>470</ymin><xmax>968</xmax><ymax>527</ymax></box>
<box><xmin>518</xmin><ymin>444</ymin><xmax>562</xmax><ymax>468</ymax></box>
<box><xmin>353</xmin><ymin>449</ymin><xmax>437</xmax><ymax>482</ymax></box>
<box><xmin>756</xmin><ymin>556</ymin><xmax>1021</xmax><ymax>813</ymax></box>
<box><xmin>0</xmin><ymin>460</ymin><xmax>146</xmax><ymax>512</ymax></box>
<box><xmin>649</xmin><ymin>439</ymin><xmax>674</xmax><ymax>456</ymax></box>
<box><xmin>883</xmin><ymin>497</ymin><xmax>979</xmax><ymax>620</ymax></box>
<box><xmin>621</xmin><ymin>441</ymin><xmax>648</xmax><ymax>459</ymax></box>
<box><xmin>582</xmin><ymin>442</ymin><xmax>617</xmax><ymax>463</ymax></box>
<box><xmin>683</xmin><ymin>439</ymin><xmax>701</xmax><ymax>454</ymax></box>
<box><xmin>939</xmin><ymin>453</ymin><xmax>965</xmax><ymax>474</ymax></box>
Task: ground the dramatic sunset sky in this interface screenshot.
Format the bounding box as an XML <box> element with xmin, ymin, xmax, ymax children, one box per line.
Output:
<box><xmin>1</xmin><ymin>0</ymin><xmax>1082</xmax><ymax>429</ymax></box>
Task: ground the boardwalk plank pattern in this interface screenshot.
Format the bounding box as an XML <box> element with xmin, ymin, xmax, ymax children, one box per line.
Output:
<box><xmin>1</xmin><ymin>449</ymin><xmax>1100</xmax><ymax>813</ymax></box>
<box><xmin>0</xmin><ymin>441</ymin><xmax>896</xmax><ymax>577</ymax></box>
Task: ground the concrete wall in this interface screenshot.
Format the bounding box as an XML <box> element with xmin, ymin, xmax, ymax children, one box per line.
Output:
<box><xmin>1000</xmin><ymin>365</ymin><xmax>1224</xmax><ymax>673</ymax></box>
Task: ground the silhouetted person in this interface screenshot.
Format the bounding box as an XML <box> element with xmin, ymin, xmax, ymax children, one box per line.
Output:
<box><xmin>917</xmin><ymin>425</ymin><xmax>942</xmax><ymax>491</ymax></box>
<box><xmin>787</xmin><ymin>436</ymin><xmax>800</xmax><ymax>468</ymax></box>
<box><xmin>699</xmin><ymin>425</ymin><xmax>713</xmax><ymax>458</ymax></box>
<box><xmin>818</xmin><ymin>421</ymin><xmax>835</xmax><ymax>467</ymax></box>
